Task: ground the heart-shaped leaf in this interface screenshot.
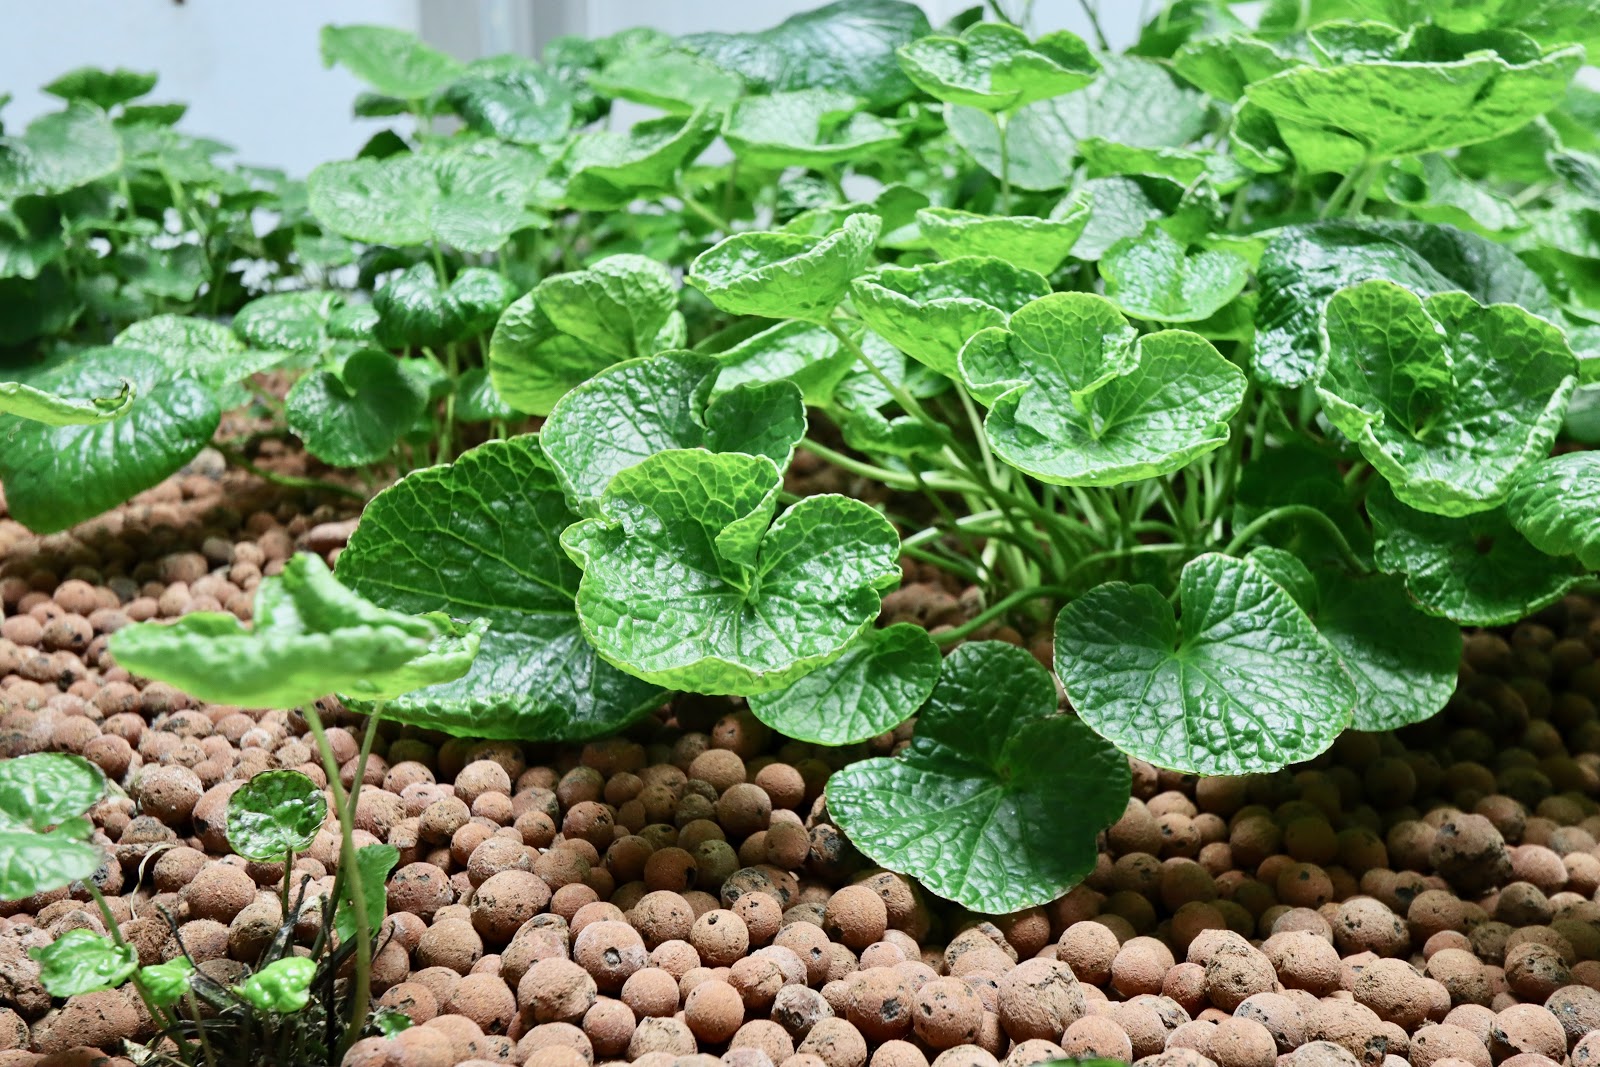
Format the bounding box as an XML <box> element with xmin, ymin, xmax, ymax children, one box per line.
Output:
<box><xmin>688</xmin><ymin>213</ymin><xmax>881</xmax><ymax>322</ymax></box>
<box><xmin>898</xmin><ymin>23</ymin><xmax>1098</xmax><ymax>112</ymax></box>
<box><xmin>115</xmin><ymin>315</ymin><xmax>290</xmax><ymax>405</ymax></box>
<box><xmin>232</xmin><ymin>292</ymin><xmax>346</xmax><ymax>357</ymax></box>
<box><xmin>0</xmin><ymin>347</ymin><xmax>220</xmax><ymax>534</ymax></box>
<box><xmin>0</xmin><ymin>755</ymin><xmax>106</xmax><ymax>833</ymax></box>
<box><xmin>1506</xmin><ymin>452</ymin><xmax>1600</xmax><ymax>568</ymax></box>
<box><xmin>543</xmin><ymin>350</ymin><xmax>806</xmax><ymax>509</ymax></box>
<box><xmin>0</xmin><ymin>379</ymin><xmax>133</xmax><ymax>426</ymax></box>
<box><xmin>748</xmin><ymin>623</ymin><xmax>942</xmax><ymax>747</ymax></box>
<box><xmin>338</xmin><ymin>435</ymin><xmax>666</xmax><ymax>739</ymax></box>
<box><xmin>453</xmin><ymin>367</ymin><xmax>516</xmax><ymax>424</ymax></box>
<box><xmin>709</xmin><ymin>320</ymin><xmax>859</xmax><ymax>406</ymax></box>
<box><xmin>1317</xmin><ymin>281</ymin><xmax>1576</xmax><ymax>516</ymax></box>
<box><xmin>30</xmin><ymin>931</ymin><xmax>137</xmax><ymax>998</ymax></box>
<box><xmin>1102</xmin><ymin>225</ymin><xmax>1252</xmax><ymax>323</ymax></box>
<box><xmin>916</xmin><ymin>198</ymin><xmax>1092</xmax><ymax>275</ymax></box>
<box><xmin>225</xmin><ymin>770</ymin><xmax>329</xmax><ymax>862</ymax></box>
<box><xmin>444</xmin><ymin>56</ymin><xmax>576</xmax><ymax>144</ymax></box>
<box><xmin>1055</xmin><ymin>553</ymin><xmax>1357</xmax><ymax>775</ymax></box>
<box><xmin>0</xmin><ymin>104</ymin><xmax>121</xmax><ymax>196</ymax></box>
<box><xmin>827</xmin><ymin>641</ymin><xmax>1128</xmax><ymax>914</ymax></box>
<box><xmin>1368</xmin><ymin>480</ymin><xmax>1582</xmax><ymax>625</ymax></box>
<box><xmin>285</xmin><ymin>350</ymin><xmax>428</xmax><ymax>468</ymax></box>
<box><xmin>489</xmin><ymin>255</ymin><xmax>685</xmax><ymax>416</ymax></box>
<box><xmin>110</xmin><ymin>553</ymin><xmax>479</xmax><ymax>710</ymax></box>
<box><xmin>589</xmin><ymin>49</ymin><xmax>745</xmax><ymax>114</ymax></box>
<box><xmin>562</xmin><ymin>449</ymin><xmax>901</xmax><ymax>695</ymax></box>
<box><xmin>851</xmin><ymin>257</ymin><xmax>1051</xmax><ymax>378</ymax></box>
<box><xmin>320</xmin><ymin>25</ymin><xmax>464</xmax><ymax>101</ymax></box>
<box><xmin>372</xmin><ymin>264</ymin><xmax>517</xmax><ymax>348</ymax></box>
<box><xmin>723</xmin><ymin>89</ymin><xmax>901</xmax><ymax>169</ymax></box>
<box><xmin>563</xmin><ymin>109</ymin><xmax>719</xmax><ymax>210</ymax></box>
<box><xmin>959</xmin><ymin>292</ymin><xmax>1245</xmax><ymax>486</ymax></box>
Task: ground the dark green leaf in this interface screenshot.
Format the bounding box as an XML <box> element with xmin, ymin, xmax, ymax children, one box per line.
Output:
<box><xmin>285</xmin><ymin>350</ymin><xmax>428</xmax><ymax>468</ymax></box>
<box><xmin>1505</xmin><ymin>452</ymin><xmax>1600</xmax><ymax>568</ymax></box>
<box><xmin>225</xmin><ymin>770</ymin><xmax>329</xmax><ymax>862</ymax></box>
<box><xmin>444</xmin><ymin>56</ymin><xmax>575</xmax><ymax>144</ymax></box>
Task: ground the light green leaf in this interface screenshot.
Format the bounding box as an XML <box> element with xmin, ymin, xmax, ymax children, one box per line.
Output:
<box><xmin>333</xmin><ymin>844</ymin><xmax>399</xmax><ymax>949</ymax></box>
<box><xmin>0</xmin><ymin>347</ymin><xmax>219</xmax><ymax>534</ymax></box>
<box><xmin>544</xmin><ymin>350</ymin><xmax>805</xmax><ymax>509</ymax></box>
<box><xmin>0</xmin><ymin>378</ymin><xmax>133</xmax><ymax>427</ymax></box>
<box><xmin>136</xmin><ymin>959</ymin><xmax>194</xmax><ymax>1008</ymax></box>
<box><xmin>0</xmin><ymin>832</ymin><xmax>102</xmax><ymax>901</ymax></box>
<box><xmin>337</xmin><ymin>435</ymin><xmax>666</xmax><ymax>740</ymax></box>
<box><xmin>1368</xmin><ymin>480</ymin><xmax>1582</xmax><ymax>625</ymax></box>
<box><xmin>827</xmin><ymin>641</ymin><xmax>1128</xmax><ymax>914</ymax></box>
<box><xmin>1383</xmin><ymin>154</ymin><xmax>1524</xmax><ymax>237</ymax></box>
<box><xmin>30</xmin><ymin>931</ymin><xmax>137</xmax><ymax>998</ymax></box>
<box><xmin>589</xmin><ymin>49</ymin><xmax>746</xmax><ymax>114</ymax></box>
<box><xmin>1318</xmin><ymin>281</ymin><xmax>1576</xmax><ymax>516</ymax></box>
<box><xmin>225</xmin><ymin>770</ymin><xmax>329</xmax><ymax>862</ymax></box>
<box><xmin>285</xmin><ymin>350</ymin><xmax>428</xmax><ymax>468</ymax></box>
<box><xmin>896</xmin><ymin>23</ymin><xmax>1098</xmax><ymax>112</ymax></box>
<box><xmin>236</xmin><ymin>956</ymin><xmax>318</xmax><ymax>1015</ymax></box>
<box><xmin>709</xmin><ymin>320</ymin><xmax>859</xmax><ymax>406</ymax></box>
<box><xmin>0</xmin><ymin>198</ymin><xmax>64</xmax><ymax>280</ymax></box>
<box><xmin>320</xmin><ymin>25</ymin><xmax>464</xmax><ymax>101</ymax></box>
<box><xmin>444</xmin><ymin>56</ymin><xmax>575</xmax><ymax>144</ymax></box>
<box><xmin>959</xmin><ymin>292</ymin><xmax>1244</xmax><ymax>486</ymax></box>
<box><xmin>852</xmin><ymin>257</ymin><xmax>1050</xmax><ymax>379</ymax></box>
<box><xmin>723</xmin><ymin>89</ymin><xmax>900</xmax><ymax>169</ymax></box>
<box><xmin>563</xmin><ymin>109</ymin><xmax>719</xmax><ymax>210</ymax></box>
<box><xmin>0</xmin><ymin>104</ymin><xmax>121</xmax><ymax>195</ymax></box>
<box><xmin>1073</xmin><ymin>177</ymin><xmax>1167</xmax><ymax>261</ymax></box>
<box><xmin>42</xmin><ymin>67</ymin><xmax>157</xmax><ymax>108</ymax></box>
<box><xmin>687</xmin><ymin>213</ymin><xmax>880</xmax><ymax>322</ymax></box>
<box><xmin>1172</xmin><ymin>34</ymin><xmax>1295</xmax><ymax>101</ymax></box>
<box><xmin>0</xmin><ymin>754</ymin><xmax>105</xmax><ymax>834</ymax></box>
<box><xmin>1505</xmin><ymin>452</ymin><xmax>1600</xmax><ymax>569</ymax></box>
<box><xmin>1102</xmin><ymin>225</ymin><xmax>1252</xmax><ymax>323</ymax></box>
<box><xmin>1078</xmin><ymin>137</ymin><xmax>1249</xmax><ymax>194</ymax></box>
<box><xmin>916</xmin><ymin>197</ymin><xmax>1091</xmax><ymax>275</ymax></box>
<box><xmin>562</xmin><ymin>449</ymin><xmax>901</xmax><ymax>696</ymax></box>
<box><xmin>748</xmin><ymin>623</ymin><xmax>941</xmax><ymax>747</ymax></box>
<box><xmin>109</xmin><ymin>553</ymin><xmax>476</xmax><ymax>709</ymax></box>
<box><xmin>681</xmin><ymin>0</ymin><xmax>930</xmax><ymax>110</ymax></box>
<box><xmin>1055</xmin><ymin>552</ymin><xmax>1356</xmax><ymax>775</ymax></box>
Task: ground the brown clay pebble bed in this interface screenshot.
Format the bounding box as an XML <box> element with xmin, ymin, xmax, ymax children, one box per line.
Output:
<box><xmin>3</xmin><ymin>455</ymin><xmax>1600</xmax><ymax>1067</ymax></box>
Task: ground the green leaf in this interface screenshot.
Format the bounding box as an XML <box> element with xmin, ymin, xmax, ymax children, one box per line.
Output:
<box><xmin>444</xmin><ymin>57</ymin><xmax>575</xmax><ymax>144</ymax></box>
<box><xmin>723</xmin><ymin>89</ymin><xmax>900</xmax><ymax>169</ymax></box>
<box><xmin>827</xmin><ymin>642</ymin><xmax>1129</xmax><ymax>914</ymax></box>
<box><xmin>42</xmin><ymin>67</ymin><xmax>157</xmax><ymax>109</ymax></box>
<box><xmin>233</xmin><ymin>291</ymin><xmax>344</xmax><ymax>357</ymax></box>
<box><xmin>562</xmin><ymin>449</ymin><xmax>901</xmax><ymax>695</ymax></box>
<box><xmin>334</xmin><ymin>844</ymin><xmax>399</xmax><ymax>948</ymax></box>
<box><xmin>1254</xmin><ymin>220</ymin><xmax>1559</xmax><ymax>387</ymax></box>
<box><xmin>1172</xmin><ymin>34</ymin><xmax>1295</xmax><ymax>101</ymax></box>
<box><xmin>543</xmin><ymin>350</ymin><xmax>806</xmax><ymax>509</ymax></box>
<box><xmin>1505</xmin><ymin>452</ymin><xmax>1600</xmax><ymax>568</ymax></box>
<box><xmin>1054</xmin><ymin>552</ymin><xmax>1356</xmax><ymax>775</ymax></box>
<box><xmin>1234</xmin><ymin>441</ymin><xmax>1372</xmax><ymax>564</ymax></box>
<box><xmin>285</xmin><ymin>350</ymin><xmax>428</xmax><ymax>468</ymax></box>
<box><xmin>1078</xmin><ymin>137</ymin><xmax>1250</xmax><ymax>194</ymax></box>
<box><xmin>109</xmin><ymin>553</ymin><xmax>476</xmax><ymax>709</ymax></box>
<box><xmin>225</xmin><ymin>770</ymin><xmax>329</xmax><ymax>862</ymax></box>
<box><xmin>0</xmin><ymin>378</ymin><xmax>133</xmax><ymax>426</ymax></box>
<box><xmin>709</xmin><ymin>320</ymin><xmax>859</xmax><ymax>407</ymax></box>
<box><xmin>116</xmin><ymin>315</ymin><xmax>288</xmax><ymax>398</ymax></box>
<box><xmin>946</xmin><ymin>57</ymin><xmax>1207</xmax><ymax>192</ymax></box>
<box><xmin>916</xmin><ymin>197</ymin><xmax>1091</xmax><ymax>275</ymax></box>
<box><xmin>489</xmin><ymin>254</ymin><xmax>685</xmax><ymax>416</ymax></box>
<box><xmin>0</xmin><ymin>104</ymin><xmax>121</xmax><ymax>195</ymax></box>
<box><xmin>852</xmin><ymin>257</ymin><xmax>1050</xmax><ymax>378</ymax></box>
<box><xmin>1073</xmin><ymin>177</ymin><xmax>1167</xmax><ymax>261</ymax></box>
<box><xmin>1367</xmin><ymin>480</ymin><xmax>1581</xmax><ymax>626</ymax></box>
<box><xmin>0</xmin><ymin>347</ymin><xmax>220</xmax><ymax>534</ymax></box>
<box><xmin>588</xmin><ymin>49</ymin><xmax>745</xmax><ymax>114</ymax></box>
<box><xmin>29</xmin><ymin>931</ymin><xmax>137</xmax><ymax>998</ymax></box>
<box><xmin>373</xmin><ymin>264</ymin><xmax>516</xmax><ymax>348</ymax></box>
<box><xmin>687</xmin><ymin>213</ymin><xmax>880</xmax><ymax>322</ymax></box>
<box><xmin>1383</xmin><ymin>154</ymin><xmax>1525</xmax><ymax>237</ymax></box>
<box><xmin>136</xmin><ymin>959</ymin><xmax>194</xmax><ymax>1009</ymax></box>
<box><xmin>896</xmin><ymin>23</ymin><xmax>1099</xmax><ymax>112</ymax></box>
<box><xmin>236</xmin><ymin>957</ymin><xmax>318</xmax><ymax>1015</ymax></box>
<box><xmin>959</xmin><ymin>292</ymin><xmax>1245</xmax><ymax>486</ymax></box>
<box><xmin>454</xmin><ymin>367</ymin><xmax>516</xmax><ymax>424</ymax></box>
<box><xmin>1317</xmin><ymin>281</ymin><xmax>1576</xmax><ymax>516</ymax></box>
<box><xmin>1102</xmin><ymin>224</ymin><xmax>1252</xmax><ymax>323</ymax></box>
<box><xmin>1250</xmin><ymin>549</ymin><xmax>1461</xmax><ymax>733</ymax></box>
<box><xmin>320</xmin><ymin>25</ymin><xmax>464</xmax><ymax>101</ymax></box>
<box><xmin>0</xmin><ymin>832</ymin><xmax>102</xmax><ymax>901</ymax></box>
<box><xmin>0</xmin><ymin>754</ymin><xmax>106</xmax><ymax>833</ymax></box>
<box><xmin>563</xmin><ymin>110</ymin><xmax>718</xmax><ymax>210</ymax></box>
<box><xmin>681</xmin><ymin>0</ymin><xmax>930</xmax><ymax>110</ymax></box>
<box><xmin>748</xmin><ymin>623</ymin><xmax>941</xmax><ymax>747</ymax></box>
<box><xmin>0</xmin><ymin>198</ymin><xmax>65</xmax><ymax>280</ymax></box>
<box><xmin>337</xmin><ymin>435</ymin><xmax>666</xmax><ymax>740</ymax></box>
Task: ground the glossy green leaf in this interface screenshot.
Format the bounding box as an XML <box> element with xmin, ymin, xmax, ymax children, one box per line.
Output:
<box><xmin>43</xmin><ymin>67</ymin><xmax>157</xmax><ymax>108</ymax></box>
<box><xmin>444</xmin><ymin>56</ymin><xmax>575</xmax><ymax>145</ymax></box>
<box><xmin>285</xmin><ymin>350</ymin><xmax>428</xmax><ymax>468</ymax></box>
<box><xmin>916</xmin><ymin>197</ymin><xmax>1091</xmax><ymax>275</ymax></box>
<box><xmin>1505</xmin><ymin>452</ymin><xmax>1600</xmax><ymax>569</ymax></box>
<box><xmin>562</xmin><ymin>449</ymin><xmax>901</xmax><ymax>695</ymax></box>
<box><xmin>896</xmin><ymin>23</ymin><xmax>1098</xmax><ymax>112</ymax></box>
<box><xmin>1102</xmin><ymin>225</ymin><xmax>1251</xmax><ymax>323</ymax></box>
<box><xmin>236</xmin><ymin>956</ymin><xmax>318</xmax><ymax>1014</ymax></box>
<box><xmin>334</xmin><ymin>844</ymin><xmax>399</xmax><ymax>949</ymax></box>
<box><xmin>0</xmin><ymin>347</ymin><xmax>219</xmax><ymax>534</ymax></box>
<box><xmin>588</xmin><ymin>49</ymin><xmax>745</xmax><ymax>114</ymax></box>
<box><xmin>748</xmin><ymin>623</ymin><xmax>941</xmax><ymax>747</ymax></box>
<box><xmin>681</xmin><ymin>0</ymin><xmax>929</xmax><ymax>110</ymax></box>
<box><xmin>0</xmin><ymin>379</ymin><xmax>133</xmax><ymax>426</ymax></box>
<box><xmin>543</xmin><ymin>350</ymin><xmax>806</xmax><ymax>509</ymax></box>
<box><xmin>1171</xmin><ymin>34</ymin><xmax>1295</xmax><ymax>101</ymax></box>
<box><xmin>852</xmin><ymin>257</ymin><xmax>1050</xmax><ymax>378</ymax></box>
<box><xmin>723</xmin><ymin>89</ymin><xmax>900</xmax><ymax>169</ymax></box>
<box><xmin>563</xmin><ymin>109</ymin><xmax>718</xmax><ymax>210</ymax></box>
<box><xmin>320</xmin><ymin>25</ymin><xmax>464</xmax><ymax>101</ymax></box>
<box><xmin>709</xmin><ymin>320</ymin><xmax>859</xmax><ymax>407</ymax></box>
<box><xmin>373</xmin><ymin>264</ymin><xmax>516</xmax><ymax>348</ymax></box>
<box><xmin>338</xmin><ymin>435</ymin><xmax>666</xmax><ymax>739</ymax></box>
<box><xmin>136</xmin><ymin>958</ymin><xmax>194</xmax><ymax>1008</ymax></box>
<box><xmin>1234</xmin><ymin>441</ymin><xmax>1372</xmax><ymax>565</ymax></box>
<box><xmin>959</xmin><ymin>292</ymin><xmax>1244</xmax><ymax>486</ymax></box>
<box><xmin>454</xmin><ymin>367</ymin><xmax>516</xmax><ymax>424</ymax></box>
<box><xmin>687</xmin><ymin>213</ymin><xmax>880</xmax><ymax>322</ymax></box>
<box><xmin>1368</xmin><ymin>481</ymin><xmax>1581</xmax><ymax>625</ymax></box>
<box><xmin>1317</xmin><ymin>281</ymin><xmax>1576</xmax><ymax>516</ymax></box>
<box><xmin>1383</xmin><ymin>154</ymin><xmax>1524</xmax><ymax>237</ymax></box>
<box><xmin>232</xmin><ymin>291</ymin><xmax>344</xmax><ymax>356</ymax></box>
<box><xmin>116</xmin><ymin>315</ymin><xmax>288</xmax><ymax>400</ymax></box>
<box><xmin>489</xmin><ymin>254</ymin><xmax>685</xmax><ymax>416</ymax></box>
<box><xmin>1073</xmin><ymin>177</ymin><xmax>1167</xmax><ymax>261</ymax></box>
<box><xmin>109</xmin><ymin>553</ymin><xmax>477</xmax><ymax>709</ymax></box>
<box><xmin>225</xmin><ymin>770</ymin><xmax>329</xmax><ymax>862</ymax></box>
<box><xmin>0</xmin><ymin>754</ymin><xmax>106</xmax><ymax>833</ymax></box>
<box><xmin>1055</xmin><ymin>552</ymin><xmax>1356</xmax><ymax>775</ymax></box>
<box><xmin>827</xmin><ymin>642</ymin><xmax>1128</xmax><ymax>913</ymax></box>
<box><xmin>0</xmin><ymin>104</ymin><xmax>121</xmax><ymax>195</ymax></box>
<box><xmin>30</xmin><ymin>931</ymin><xmax>137</xmax><ymax>998</ymax></box>
<box><xmin>0</xmin><ymin>832</ymin><xmax>102</xmax><ymax>901</ymax></box>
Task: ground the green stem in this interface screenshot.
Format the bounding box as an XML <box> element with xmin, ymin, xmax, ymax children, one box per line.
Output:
<box><xmin>1062</xmin><ymin>542</ymin><xmax>1189</xmax><ymax>585</ymax></box>
<box><xmin>1219</xmin><ymin>504</ymin><xmax>1368</xmax><ymax>573</ymax></box>
<box><xmin>186</xmin><ymin>989</ymin><xmax>219</xmax><ymax>1067</ymax></box>
<box><xmin>796</xmin><ymin>439</ymin><xmax>970</xmax><ymax>493</ymax></box>
<box><xmin>346</xmin><ymin>706</ymin><xmax>384</xmax><ymax>827</ymax></box>
<box><xmin>678</xmin><ymin>186</ymin><xmax>732</xmax><ymax>233</ymax></box>
<box><xmin>900</xmin><ymin>543</ymin><xmax>984</xmax><ymax>583</ymax></box>
<box><xmin>934</xmin><ymin>584</ymin><xmax>1076</xmax><ymax>645</ymax></box>
<box><xmin>993</xmin><ymin>112</ymin><xmax>1012</xmax><ymax>213</ymax></box>
<box><xmin>88</xmin><ymin>886</ymin><xmax>190</xmax><ymax>1059</ymax></box>
<box><xmin>216</xmin><ymin>444</ymin><xmax>365</xmax><ymax>500</ymax></box>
